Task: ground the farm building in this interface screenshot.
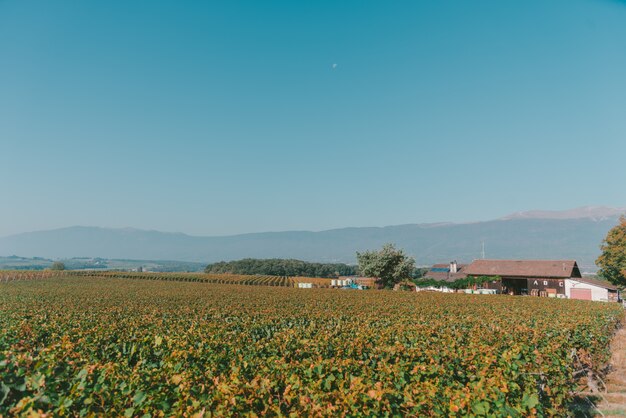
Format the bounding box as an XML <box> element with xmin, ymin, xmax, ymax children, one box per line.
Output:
<box><xmin>564</xmin><ymin>276</ymin><xmax>619</xmax><ymax>302</ymax></box>
<box><xmin>337</xmin><ymin>276</ymin><xmax>378</xmax><ymax>289</ymax></box>
<box><xmin>425</xmin><ymin>259</ymin><xmax>619</xmax><ymax>302</ymax></box>
<box><xmin>423</xmin><ymin>261</ymin><xmax>467</xmax><ymax>282</ymax></box>
<box><xmin>464</xmin><ymin>259</ymin><xmax>619</xmax><ymax>302</ymax></box>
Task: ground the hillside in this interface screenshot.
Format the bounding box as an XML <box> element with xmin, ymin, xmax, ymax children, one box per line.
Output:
<box><xmin>1</xmin><ymin>208</ymin><xmax>622</xmax><ymax>271</ymax></box>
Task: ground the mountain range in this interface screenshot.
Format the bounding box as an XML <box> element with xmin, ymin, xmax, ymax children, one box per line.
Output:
<box><xmin>1</xmin><ymin>206</ymin><xmax>624</xmax><ymax>272</ymax></box>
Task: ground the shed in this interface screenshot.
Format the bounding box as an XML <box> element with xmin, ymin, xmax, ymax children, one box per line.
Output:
<box><xmin>565</xmin><ymin>277</ymin><xmax>619</xmax><ymax>302</ymax></box>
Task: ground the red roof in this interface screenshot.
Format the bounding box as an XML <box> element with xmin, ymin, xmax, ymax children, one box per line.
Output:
<box><xmin>573</xmin><ymin>276</ymin><xmax>618</xmax><ymax>291</ymax></box>
<box><xmin>424</xmin><ymin>263</ymin><xmax>468</xmax><ymax>282</ymax></box>
<box><xmin>463</xmin><ymin>259</ymin><xmax>582</xmax><ymax>279</ymax></box>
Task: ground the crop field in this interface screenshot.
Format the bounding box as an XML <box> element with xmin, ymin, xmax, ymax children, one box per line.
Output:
<box><xmin>0</xmin><ymin>270</ymin><xmax>336</xmax><ymax>288</ymax></box>
<box><xmin>0</xmin><ymin>277</ymin><xmax>623</xmax><ymax>417</ymax></box>
<box><xmin>0</xmin><ymin>271</ymin><xmax>294</xmax><ymax>287</ymax></box>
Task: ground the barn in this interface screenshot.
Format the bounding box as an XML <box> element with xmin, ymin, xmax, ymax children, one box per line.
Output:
<box><xmin>462</xmin><ymin>259</ymin><xmax>619</xmax><ymax>302</ymax></box>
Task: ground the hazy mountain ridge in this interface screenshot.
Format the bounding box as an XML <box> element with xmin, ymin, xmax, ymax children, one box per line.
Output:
<box><xmin>0</xmin><ymin>207</ymin><xmax>622</xmax><ymax>272</ymax></box>
<box><xmin>501</xmin><ymin>206</ymin><xmax>626</xmax><ymax>221</ymax></box>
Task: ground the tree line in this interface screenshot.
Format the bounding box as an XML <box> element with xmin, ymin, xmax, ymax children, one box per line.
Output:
<box><xmin>204</xmin><ymin>258</ymin><xmax>357</xmax><ymax>278</ymax></box>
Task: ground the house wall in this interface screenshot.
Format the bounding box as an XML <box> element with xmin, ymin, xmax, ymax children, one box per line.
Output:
<box><xmin>526</xmin><ymin>278</ymin><xmax>566</xmax><ymax>296</ymax></box>
<box><xmin>481</xmin><ymin>280</ymin><xmax>503</xmax><ymax>292</ymax></box>
<box><xmin>565</xmin><ymin>280</ymin><xmax>609</xmax><ymax>302</ymax></box>
<box><xmin>498</xmin><ymin>277</ymin><xmax>566</xmax><ymax>295</ymax></box>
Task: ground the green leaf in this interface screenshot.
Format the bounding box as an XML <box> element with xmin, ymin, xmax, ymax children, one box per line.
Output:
<box><xmin>133</xmin><ymin>390</ymin><xmax>147</xmax><ymax>406</ymax></box>
<box><xmin>0</xmin><ymin>381</ymin><xmax>10</xmax><ymax>405</ymax></box>
<box><xmin>522</xmin><ymin>393</ymin><xmax>539</xmax><ymax>409</ymax></box>
<box><xmin>472</xmin><ymin>401</ymin><xmax>490</xmax><ymax>415</ymax></box>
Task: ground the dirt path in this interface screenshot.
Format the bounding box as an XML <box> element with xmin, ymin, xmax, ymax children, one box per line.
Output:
<box><xmin>596</xmin><ymin>325</ymin><xmax>626</xmax><ymax>417</ymax></box>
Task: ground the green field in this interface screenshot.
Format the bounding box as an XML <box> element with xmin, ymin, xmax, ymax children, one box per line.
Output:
<box><xmin>0</xmin><ymin>277</ymin><xmax>623</xmax><ymax>416</ymax></box>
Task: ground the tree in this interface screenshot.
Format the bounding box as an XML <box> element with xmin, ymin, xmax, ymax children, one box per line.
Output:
<box><xmin>411</xmin><ymin>267</ymin><xmax>430</xmax><ymax>280</ymax></box>
<box><xmin>356</xmin><ymin>244</ymin><xmax>416</xmax><ymax>288</ymax></box>
<box><xmin>596</xmin><ymin>216</ymin><xmax>626</xmax><ymax>286</ymax></box>
<box><xmin>204</xmin><ymin>258</ymin><xmax>357</xmax><ymax>278</ymax></box>
<box><xmin>50</xmin><ymin>261</ymin><xmax>66</xmax><ymax>271</ymax></box>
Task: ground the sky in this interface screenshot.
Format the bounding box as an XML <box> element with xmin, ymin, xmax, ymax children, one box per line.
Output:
<box><xmin>1</xmin><ymin>0</ymin><xmax>626</xmax><ymax>237</ymax></box>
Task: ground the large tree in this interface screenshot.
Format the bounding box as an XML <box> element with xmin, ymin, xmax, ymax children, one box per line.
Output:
<box><xmin>596</xmin><ymin>216</ymin><xmax>626</xmax><ymax>286</ymax></box>
<box><xmin>356</xmin><ymin>243</ymin><xmax>415</xmax><ymax>288</ymax></box>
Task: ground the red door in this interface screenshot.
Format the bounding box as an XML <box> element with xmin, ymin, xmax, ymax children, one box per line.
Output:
<box><xmin>570</xmin><ymin>288</ymin><xmax>592</xmax><ymax>301</ymax></box>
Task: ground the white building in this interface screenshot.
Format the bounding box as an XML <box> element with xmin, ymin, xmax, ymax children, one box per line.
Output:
<box><xmin>564</xmin><ymin>277</ymin><xmax>619</xmax><ymax>302</ymax></box>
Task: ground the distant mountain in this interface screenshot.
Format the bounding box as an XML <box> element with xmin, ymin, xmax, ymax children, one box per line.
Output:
<box><xmin>0</xmin><ymin>208</ymin><xmax>622</xmax><ymax>272</ymax></box>
<box><xmin>501</xmin><ymin>206</ymin><xmax>626</xmax><ymax>221</ymax></box>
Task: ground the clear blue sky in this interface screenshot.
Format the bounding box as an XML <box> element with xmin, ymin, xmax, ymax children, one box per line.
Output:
<box><xmin>1</xmin><ymin>0</ymin><xmax>626</xmax><ymax>237</ymax></box>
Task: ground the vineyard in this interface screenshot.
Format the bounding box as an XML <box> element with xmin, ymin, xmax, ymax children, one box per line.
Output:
<box><xmin>291</xmin><ymin>276</ymin><xmax>334</xmax><ymax>287</ymax></box>
<box><xmin>0</xmin><ymin>270</ymin><xmax>338</xmax><ymax>288</ymax></box>
<box><xmin>0</xmin><ymin>277</ymin><xmax>623</xmax><ymax>416</ymax></box>
<box><xmin>0</xmin><ymin>270</ymin><xmax>297</xmax><ymax>287</ymax></box>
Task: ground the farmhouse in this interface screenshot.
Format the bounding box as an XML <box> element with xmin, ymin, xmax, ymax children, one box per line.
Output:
<box><xmin>464</xmin><ymin>259</ymin><xmax>619</xmax><ymax>302</ymax></box>
<box><xmin>425</xmin><ymin>259</ymin><xmax>619</xmax><ymax>302</ymax></box>
<box><xmin>423</xmin><ymin>261</ymin><xmax>467</xmax><ymax>282</ymax></box>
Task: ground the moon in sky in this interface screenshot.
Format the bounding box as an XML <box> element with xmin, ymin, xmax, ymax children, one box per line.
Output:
<box><xmin>332</xmin><ymin>63</ymin><xmax>337</xmax><ymax>70</ymax></box>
